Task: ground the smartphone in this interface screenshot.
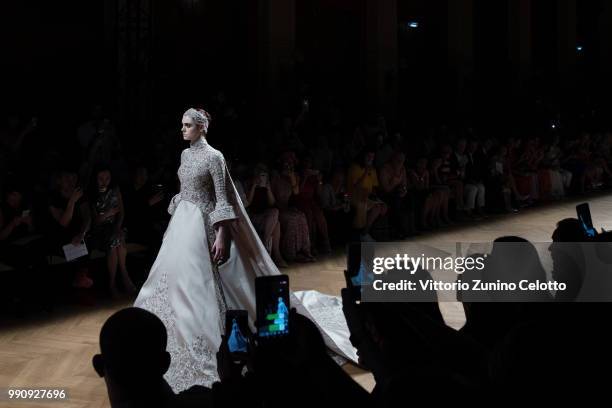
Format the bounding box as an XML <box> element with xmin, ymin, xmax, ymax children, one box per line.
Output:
<box><xmin>255</xmin><ymin>275</ymin><xmax>290</xmax><ymax>339</ymax></box>
<box><xmin>21</xmin><ymin>209</ymin><xmax>31</xmax><ymax>218</ymax></box>
<box><xmin>225</xmin><ymin>310</ymin><xmax>250</xmax><ymax>360</ymax></box>
<box><xmin>345</xmin><ymin>243</ymin><xmax>375</xmax><ymax>301</ymax></box>
<box><xmin>576</xmin><ymin>203</ymin><xmax>597</xmax><ymax>238</ymax></box>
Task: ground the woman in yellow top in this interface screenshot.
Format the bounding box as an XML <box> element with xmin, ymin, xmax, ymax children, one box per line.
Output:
<box><xmin>347</xmin><ymin>148</ymin><xmax>388</xmax><ymax>242</ymax></box>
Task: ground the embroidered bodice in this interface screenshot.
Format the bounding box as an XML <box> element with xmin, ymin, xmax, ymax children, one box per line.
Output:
<box><xmin>168</xmin><ymin>137</ymin><xmax>238</xmax><ymax>244</ymax></box>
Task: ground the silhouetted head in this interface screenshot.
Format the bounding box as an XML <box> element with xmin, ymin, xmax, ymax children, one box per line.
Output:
<box><xmin>93</xmin><ymin>308</ymin><xmax>170</xmax><ymax>391</ymax></box>
<box><xmin>551</xmin><ymin>218</ymin><xmax>588</xmax><ymax>243</ymax></box>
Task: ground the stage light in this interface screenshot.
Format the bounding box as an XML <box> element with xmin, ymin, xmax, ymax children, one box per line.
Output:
<box><xmin>408</xmin><ymin>21</ymin><xmax>419</xmax><ymax>29</ymax></box>
<box><xmin>576</xmin><ymin>45</ymin><xmax>584</xmax><ymax>52</ymax></box>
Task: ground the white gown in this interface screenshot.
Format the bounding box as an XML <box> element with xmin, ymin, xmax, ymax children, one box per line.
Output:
<box><xmin>135</xmin><ymin>137</ymin><xmax>356</xmax><ymax>392</ymax></box>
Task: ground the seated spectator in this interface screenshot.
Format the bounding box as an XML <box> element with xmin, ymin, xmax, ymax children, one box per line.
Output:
<box><xmin>541</xmin><ymin>135</ymin><xmax>572</xmax><ymax>199</ymax></box>
<box><xmin>344</xmin><ymin>126</ymin><xmax>366</xmax><ymax>165</ymax></box>
<box><xmin>433</xmin><ymin>144</ymin><xmax>463</xmax><ymax>220</ymax></box>
<box><xmin>487</xmin><ymin>146</ymin><xmax>522</xmax><ymax>213</ymax></box>
<box><xmin>47</xmin><ymin>170</ymin><xmax>93</xmax><ymax>288</ymax></box>
<box><xmin>88</xmin><ymin>166</ymin><xmax>136</xmax><ymax>297</ymax></box>
<box><xmin>0</xmin><ymin>183</ymin><xmax>35</xmax><ymax>248</ymax></box>
<box><xmin>244</xmin><ymin>163</ymin><xmax>287</xmax><ymax>267</ymax></box>
<box><xmin>408</xmin><ymin>158</ymin><xmax>446</xmax><ymax>229</ymax></box>
<box><xmin>464</xmin><ymin>139</ymin><xmax>487</xmax><ymax>217</ymax></box>
<box><xmin>295</xmin><ymin>155</ymin><xmax>331</xmax><ymax>254</ymax></box>
<box><xmin>562</xmin><ymin>132</ymin><xmax>597</xmax><ymax>194</ymax></box>
<box><xmin>319</xmin><ymin>167</ymin><xmax>352</xmax><ymax>244</ymax></box>
<box><xmin>310</xmin><ymin>134</ymin><xmax>334</xmax><ymax>177</ymax></box>
<box><xmin>271</xmin><ymin>152</ymin><xmax>314</xmax><ymax>262</ymax></box>
<box><xmin>0</xmin><ymin>182</ymin><xmax>49</xmax><ymax>311</ymax></box>
<box><xmin>347</xmin><ymin>148</ymin><xmax>388</xmax><ymax>242</ymax></box>
<box><xmin>429</xmin><ymin>157</ymin><xmax>452</xmax><ymax>226</ymax></box>
<box><xmin>93</xmin><ymin>307</ymin><xmax>211</xmax><ymax>408</ymax></box>
<box><xmin>379</xmin><ymin>151</ymin><xmax>417</xmax><ymax>238</ymax></box>
<box><xmin>374</xmin><ymin>131</ymin><xmax>394</xmax><ymax>169</ymax></box>
<box><xmin>512</xmin><ymin>138</ymin><xmax>542</xmax><ymax>202</ymax></box>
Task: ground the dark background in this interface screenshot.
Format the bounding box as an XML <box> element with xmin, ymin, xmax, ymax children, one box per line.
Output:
<box><xmin>3</xmin><ymin>0</ymin><xmax>612</xmax><ymax>149</ymax></box>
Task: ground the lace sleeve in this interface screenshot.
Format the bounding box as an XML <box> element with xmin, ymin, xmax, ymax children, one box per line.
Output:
<box><xmin>208</xmin><ymin>151</ymin><xmax>238</xmax><ymax>226</ymax></box>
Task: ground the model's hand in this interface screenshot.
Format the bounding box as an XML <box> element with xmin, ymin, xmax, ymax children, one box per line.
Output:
<box><xmin>212</xmin><ymin>225</ymin><xmax>231</xmax><ymax>264</ymax></box>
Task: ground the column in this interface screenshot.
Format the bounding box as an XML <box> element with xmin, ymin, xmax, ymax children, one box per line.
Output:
<box><xmin>557</xmin><ymin>0</ymin><xmax>577</xmax><ymax>92</ymax></box>
<box><xmin>364</xmin><ymin>0</ymin><xmax>398</xmax><ymax>117</ymax></box>
<box><xmin>257</xmin><ymin>0</ymin><xmax>296</xmax><ymax>113</ymax></box>
<box><xmin>598</xmin><ymin>1</ymin><xmax>612</xmax><ymax>94</ymax></box>
<box><xmin>448</xmin><ymin>0</ymin><xmax>475</xmax><ymax>115</ymax></box>
<box><xmin>507</xmin><ymin>0</ymin><xmax>532</xmax><ymax>97</ymax></box>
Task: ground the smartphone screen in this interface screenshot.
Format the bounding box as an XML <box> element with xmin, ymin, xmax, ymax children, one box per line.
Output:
<box><xmin>225</xmin><ymin>310</ymin><xmax>250</xmax><ymax>357</ymax></box>
<box><xmin>576</xmin><ymin>203</ymin><xmax>596</xmax><ymax>238</ymax></box>
<box><xmin>255</xmin><ymin>275</ymin><xmax>290</xmax><ymax>339</ymax></box>
<box><xmin>345</xmin><ymin>243</ymin><xmax>375</xmax><ymax>301</ymax></box>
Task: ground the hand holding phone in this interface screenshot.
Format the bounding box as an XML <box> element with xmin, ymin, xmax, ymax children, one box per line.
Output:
<box><xmin>577</xmin><ymin>203</ymin><xmax>597</xmax><ymax>238</ymax></box>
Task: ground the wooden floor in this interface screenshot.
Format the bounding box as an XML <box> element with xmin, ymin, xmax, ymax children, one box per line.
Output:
<box><xmin>2</xmin><ymin>193</ymin><xmax>611</xmax><ymax>407</ymax></box>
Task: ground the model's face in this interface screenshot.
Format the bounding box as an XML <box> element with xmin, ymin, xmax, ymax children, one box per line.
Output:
<box><xmin>181</xmin><ymin>115</ymin><xmax>201</xmax><ymax>142</ymax></box>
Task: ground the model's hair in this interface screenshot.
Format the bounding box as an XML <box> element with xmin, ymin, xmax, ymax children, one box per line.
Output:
<box><xmin>184</xmin><ymin>107</ymin><xmax>212</xmax><ymax>134</ymax></box>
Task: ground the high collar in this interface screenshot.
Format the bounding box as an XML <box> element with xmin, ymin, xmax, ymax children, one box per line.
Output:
<box><xmin>190</xmin><ymin>136</ymin><xmax>208</xmax><ymax>149</ymax></box>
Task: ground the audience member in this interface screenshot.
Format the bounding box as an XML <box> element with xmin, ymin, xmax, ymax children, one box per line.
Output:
<box><xmin>93</xmin><ymin>307</ymin><xmax>211</xmax><ymax>408</ymax></box>
<box><xmin>245</xmin><ymin>163</ymin><xmax>288</xmax><ymax>267</ymax></box>
<box><xmin>88</xmin><ymin>166</ymin><xmax>136</xmax><ymax>297</ymax></box>
<box><xmin>347</xmin><ymin>148</ymin><xmax>388</xmax><ymax>241</ymax></box>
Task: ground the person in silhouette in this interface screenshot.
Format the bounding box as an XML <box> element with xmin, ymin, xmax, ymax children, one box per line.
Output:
<box><xmin>93</xmin><ymin>307</ymin><xmax>211</xmax><ymax>408</ymax></box>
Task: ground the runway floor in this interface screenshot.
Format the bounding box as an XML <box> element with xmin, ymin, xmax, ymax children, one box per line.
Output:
<box><xmin>1</xmin><ymin>193</ymin><xmax>611</xmax><ymax>407</ymax></box>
